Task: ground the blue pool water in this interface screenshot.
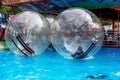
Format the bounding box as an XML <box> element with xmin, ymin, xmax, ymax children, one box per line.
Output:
<box><xmin>0</xmin><ymin>47</ymin><xmax>120</xmax><ymax>80</ymax></box>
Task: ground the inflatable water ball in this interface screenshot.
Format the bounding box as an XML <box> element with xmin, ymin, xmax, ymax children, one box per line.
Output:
<box><xmin>5</xmin><ymin>11</ymin><xmax>50</xmax><ymax>56</ymax></box>
<box><xmin>51</xmin><ymin>8</ymin><xmax>104</xmax><ymax>59</ymax></box>
<box><xmin>46</xmin><ymin>15</ymin><xmax>56</xmax><ymax>40</ymax></box>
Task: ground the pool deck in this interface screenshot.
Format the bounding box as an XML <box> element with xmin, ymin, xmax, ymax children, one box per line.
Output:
<box><xmin>103</xmin><ymin>45</ymin><xmax>120</xmax><ymax>48</ymax></box>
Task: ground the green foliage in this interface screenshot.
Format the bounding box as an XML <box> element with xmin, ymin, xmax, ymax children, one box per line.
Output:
<box><xmin>0</xmin><ymin>2</ymin><xmax>22</xmax><ymax>14</ymax></box>
<box><xmin>0</xmin><ymin>41</ymin><xmax>9</xmax><ymax>50</ymax></box>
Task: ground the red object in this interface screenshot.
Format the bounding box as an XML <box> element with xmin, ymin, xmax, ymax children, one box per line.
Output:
<box><xmin>111</xmin><ymin>6</ymin><xmax>120</xmax><ymax>11</ymax></box>
<box><xmin>1</xmin><ymin>0</ymin><xmax>48</xmax><ymax>6</ymax></box>
<box><xmin>0</xmin><ymin>28</ymin><xmax>5</xmax><ymax>40</ymax></box>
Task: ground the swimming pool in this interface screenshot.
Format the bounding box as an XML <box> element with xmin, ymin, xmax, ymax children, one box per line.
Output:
<box><xmin>0</xmin><ymin>47</ymin><xmax>120</xmax><ymax>80</ymax></box>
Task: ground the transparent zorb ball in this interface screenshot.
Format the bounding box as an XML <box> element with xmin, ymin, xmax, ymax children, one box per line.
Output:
<box><xmin>51</xmin><ymin>8</ymin><xmax>104</xmax><ymax>59</ymax></box>
<box><xmin>5</xmin><ymin>11</ymin><xmax>50</xmax><ymax>56</ymax></box>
